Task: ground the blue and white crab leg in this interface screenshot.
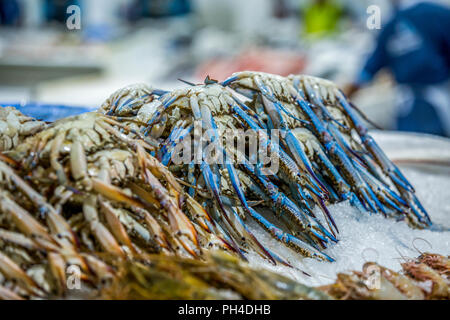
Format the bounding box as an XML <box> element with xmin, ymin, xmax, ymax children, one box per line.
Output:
<box><xmin>334</xmin><ymin>89</ymin><xmax>431</xmax><ymax>224</ymax></box>
<box><xmin>228</xmin><ymin>98</ymin><xmax>325</xmax><ymax>199</ymax></box>
<box><xmin>334</xmin><ymin>89</ymin><xmax>415</xmax><ymax>193</ymax></box>
<box><xmin>241</xmin><ymin>159</ymin><xmax>337</xmax><ymax>244</ymax></box>
<box><xmin>259</xmin><ymin>93</ymin><xmax>329</xmax><ymax>199</ymax></box>
<box><xmin>190</xmin><ymin>95</ymin><xmax>276</xmax><ymax>263</ymax></box>
<box><xmin>246</xmin><ymin>207</ymin><xmax>334</xmax><ymax>262</ymax></box>
<box><xmin>160</xmin><ymin>124</ymin><xmax>194</xmax><ymax>166</ymax></box>
<box><xmin>289</xmin><ymin>85</ymin><xmax>383</xmax><ymax>213</ymax></box>
<box><xmin>301</xmin><ymin>79</ymin><xmax>348</xmax><ymax>130</ymax></box>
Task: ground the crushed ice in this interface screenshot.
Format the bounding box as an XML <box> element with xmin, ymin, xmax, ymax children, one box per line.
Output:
<box><xmin>246</xmin><ymin>132</ymin><xmax>450</xmax><ymax>287</ymax></box>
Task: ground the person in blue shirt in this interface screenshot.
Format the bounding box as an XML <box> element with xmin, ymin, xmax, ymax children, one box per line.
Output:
<box><xmin>44</xmin><ymin>0</ymin><xmax>80</xmax><ymax>23</ymax></box>
<box><xmin>126</xmin><ymin>0</ymin><xmax>191</xmax><ymax>20</ymax></box>
<box><xmin>0</xmin><ymin>0</ymin><xmax>20</xmax><ymax>25</ymax></box>
<box><xmin>346</xmin><ymin>1</ymin><xmax>450</xmax><ymax>137</ymax></box>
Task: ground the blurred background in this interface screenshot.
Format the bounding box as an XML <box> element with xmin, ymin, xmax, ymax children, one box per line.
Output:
<box><xmin>0</xmin><ymin>0</ymin><xmax>449</xmax><ymax>136</ymax></box>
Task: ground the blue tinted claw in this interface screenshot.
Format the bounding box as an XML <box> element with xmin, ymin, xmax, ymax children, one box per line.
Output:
<box><xmin>197</xmin><ymin>101</ymin><xmax>277</xmax><ymax>263</ymax></box>
<box><xmin>333</xmin><ymin>89</ymin><xmax>431</xmax><ymax>224</ymax></box>
<box><xmin>152</xmin><ymin>89</ymin><xmax>169</xmax><ymax>96</ymax></box>
<box><xmin>352</xmin><ymin>159</ymin><xmax>406</xmax><ymax>213</ymax></box>
<box><xmin>334</xmin><ymin>89</ymin><xmax>415</xmax><ymax>193</ymax></box>
<box><xmin>241</xmin><ymin>159</ymin><xmax>336</xmax><ymax>244</ymax></box>
<box><xmin>187</xmin><ymin>162</ymin><xmax>196</xmax><ymax>197</ymax></box>
<box><xmin>289</xmin><ymin>86</ymin><xmax>389</xmax><ymax>214</ymax></box>
<box><xmin>160</xmin><ymin>124</ymin><xmax>193</xmax><ymax>166</ymax></box>
<box><xmin>221</xmin><ymin>75</ymin><xmax>239</xmax><ymax>86</ymax></box>
<box><xmin>254</xmin><ymin>76</ymin><xmax>309</xmax><ymax>125</ymax></box>
<box><xmin>283</xmin><ymin>130</ymin><xmax>329</xmax><ymax>197</ymax></box>
<box><xmin>302</xmin><ymin>79</ymin><xmax>348</xmax><ymax>130</ymax></box>
<box><xmin>145</xmin><ymin>94</ymin><xmax>179</xmax><ymax>130</ymax></box>
<box><xmin>411</xmin><ymin>194</ymin><xmax>431</xmax><ymax>224</ymax></box>
<box><xmin>247</xmin><ymin>207</ymin><xmax>334</xmax><ymax>262</ymax></box>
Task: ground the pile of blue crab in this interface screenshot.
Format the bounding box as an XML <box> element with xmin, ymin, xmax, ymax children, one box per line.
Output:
<box><xmin>99</xmin><ymin>71</ymin><xmax>432</xmax><ymax>265</ymax></box>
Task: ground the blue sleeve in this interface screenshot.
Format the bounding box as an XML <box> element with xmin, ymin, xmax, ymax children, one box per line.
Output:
<box><xmin>356</xmin><ymin>21</ymin><xmax>395</xmax><ymax>85</ymax></box>
<box><xmin>432</xmin><ymin>5</ymin><xmax>450</xmax><ymax>70</ymax></box>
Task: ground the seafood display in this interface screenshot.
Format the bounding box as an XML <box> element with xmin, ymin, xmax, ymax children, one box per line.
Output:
<box><xmin>223</xmin><ymin>72</ymin><xmax>429</xmax><ymax>226</ymax></box>
<box><xmin>320</xmin><ymin>253</ymin><xmax>449</xmax><ymax>300</ymax></box>
<box><xmin>101</xmin><ymin>251</ymin><xmax>331</xmax><ymax>300</ymax></box>
<box><xmin>0</xmin><ymin>107</ymin><xmax>47</xmax><ymax>152</ymax></box>
<box><xmin>0</xmin><ymin>112</ymin><xmax>231</xmax><ymax>298</ymax></box>
<box><xmin>0</xmin><ymin>71</ymin><xmax>438</xmax><ymax>300</ymax></box>
<box><xmin>101</xmin><ymin>72</ymin><xmax>431</xmax><ymax>264</ymax></box>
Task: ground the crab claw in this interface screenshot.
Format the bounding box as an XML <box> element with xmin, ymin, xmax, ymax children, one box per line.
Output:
<box><xmin>83</xmin><ymin>195</ymin><xmax>126</xmax><ymax>258</ymax></box>
<box><xmin>0</xmin><ymin>252</ymin><xmax>44</xmax><ymax>296</ymax></box>
<box><xmin>0</xmin><ymin>193</ymin><xmax>54</xmax><ymax>245</ymax></box>
<box><xmin>334</xmin><ymin>89</ymin><xmax>416</xmax><ymax>193</ymax></box>
<box><xmin>0</xmin><ymin>284</ymin><xmax>24</xmax><ymax>300</ymax></box>
<box><xmin>247</xmin><ymin>207</ymin><xmax>334</xmax><ymax>262</ymax></box>
<box><xmin>143</xmin><ymin>168</ymin><xmax>200</xmax><ymax>256</ymax></box>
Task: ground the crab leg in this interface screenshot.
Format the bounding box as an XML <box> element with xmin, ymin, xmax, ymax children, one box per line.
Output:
<box><xmin>246</xmin><ymin>206</ymin><xmax>334</xmax><ymax>262</ymax></box>
<box><xmin>49</xmin><ymin>131</ymin><xmax>67</xmax><ymax>184</ymax></box>
<box><xmin>0</xmin><ymin>229</ymin><xmax>41</xmax><ymax>251</ymax></box>
<box><xmin>0</xmin><ymin>252</ymin><xmax>42</xmax><ymax>296</ymax></box>
<box><xmin>70</xmin><ymin>138</ymin><xmax>88</xmax><ymax>181</ymax></box>
<box><xmin>185</xmin><ymin>195</ymin><xmax>214</xmax><ymax>233</ymax></box>
<box><xmin>335</xmin><ymin>89</ymin><xmax>414</xmax><ymax>192</ymax></box>
<box><xmin>0</xmin><ymin>194</ymin><xmax>82</xmax><ymax>264</ymax></box>
<box><xmin>0</xmin><ymin>160</ymin><xmax>80</xmax><ymax>248</ymax></box>
<box><xmin>326</xmin><ymin>122</ymin><xmax>390</xmax><ymax>186</ymax></box>
<box><xmin>201</xmin><ymin>161</ymin><xmax>268</xmax><ymax>261</ymax></box>
<box><xmin>187</xmin><ymin>162</ymin><xmax>197</xmax><ymax>197</ymax></box>
<box><xmin>326</xmin><ymin>122</ymin><xmax>407</xmax><ymax>212</ymax></box>
<box><xmin>160</xmin><ymin>122</ymin><xmax>184</xmax><ymax>157</ymax></box>
<box><xmin>334</xmin><ymin>89</ymin><xmax>430</xmax><ymax>224</ymax></box>
<box><xmin>229</xmin><ymin>98</ymin><xmax>323</xmax><ymax>197</ymax></box>
<box><xmin>83</xmin><ymin>195</ymin><xmax>125</xmax><ymax>258</ymax></box>
<box><xmin>0</xmin><ymin>170</ymin><xmax>87</xmax><ymax>270</ymax></box>
<box><xmin>188</xmin><ymin>94</ymin><xmax>275</xmax><ymax>262</ymax></box>
<box><xmin>143</xmin><ymin>167</ymin><xmax>200</xmax><ymax>257</ymax></box>
<box><xmin>259</xmin><ymin>92</ymin><xmax>329</xmax><ymax>198</ymax></box>
<box><xmin>232</xmin><ymin>75</ymin><xmax>329</xmax><ymax>196</ymax></box>
<box><xmin>48</xmin><ymin>252</ymin><xmax>67</xmax><ymax>296</ymax></box>
<box><xmin>288</xmin><ymin>85</ymin><xmax>383</xmax><ymax>213</ymax></box>
<box><xmin>224</xmin><ymin>73</ymin><xmax>310</xmax><ymax>126</ymax></box>
<box><xmin>82</xmin><ymin>253</ymin><xmax>115</xmax><ymax>282</ymax></box>
<box><xmin>352</xmin><ymin>159</ymin><xmax>406</xmax><ymax>213</ymax></box>
<box><xmin>241</xmin><ymin>159</ymin><xmax>337</xmax><ymax>244</ymax></box>
<box><xmin>104</xmin><ymin>85</ymin><xmax>161</xmax><ymax>115</ymax></box>
<box><xmin>100</xmin><ymin>200</ymin><xmax>137</xmax><ymax>254</ymax></box>
<box><xmin>0</xmin><ymin>193</ymin><xmax>54</xmax><ymax>244</ymax></box>
<box><xmin>231</xmin><ymin>95</ymin><xmax>269</xmax><ymax>130</ymax></box>
<box><xmin>144</xmin><ymin>91</ymin><xmax>180</xmax><ymax>130</ymax></box>
<box><xmin>290</xmin><ymin>128</ymin><xmax>365</xmax><ymax>211</ymax></box>
<box><xmin>91</xmin><ymin>178</ymin><xmax>145</xmax><ymax>208</ymax></box>
<box><xmin>113</xmin><ymin>93</ymin><xmax>151</xmax><ymax>115</ymax></box>
<box><xmin>127</xmin><ymin>182</ymin><xmax>161</xmax><ymax>209</ymax></box>
<box><xmin>0</xmin><ymin>285</ymin><xmax>24</xmax><ymax>300</ymax></box>
<box><xmin>301</xmin><ymin>78</ymin><xmax>347</xmax><ymax>129</ymax></box>
<box><xmin>160</xmin><ymin>123</ymin><xmax>193</xmax><ymax>166</ymax></box>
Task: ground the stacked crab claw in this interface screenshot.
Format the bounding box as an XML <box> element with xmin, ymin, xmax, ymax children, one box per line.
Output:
<box><xmin>320</xmin><ymin>253</ymin><xmax>449</xmax><ymax>300</ymax></box>
<box><xmin>0</xmin><ymin>71</ymin><xmax>432</xmax><ymax>299</ymax></box>
<box><xmin>0</xmin><ymin>111</ymin><xmax>233</xmax><ymax>299</ymax></box>
<box><xmin>222</xmin><ymin>72</ymin><xmax>430</xmax><ymax>227</ymax></box>
<box><xmin>100</xmin><ymin>82</ymin><xmax>335</xmax><ymax>265</ymax></box>
<box><xmin>101</xmin><ymin>72</ymin><xmax>431</xmax><ymax>267</ymax></box>
<box><xmin>0</xmin><ymin>107</ymin><xmax>47</xmax><ymax>152</ymax></box>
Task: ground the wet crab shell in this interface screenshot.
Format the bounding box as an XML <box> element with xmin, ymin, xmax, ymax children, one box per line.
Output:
<box><xmin>0</xmin><ymin>107</ymin><xmax>47</xmax><ymax>152</ymax></box>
